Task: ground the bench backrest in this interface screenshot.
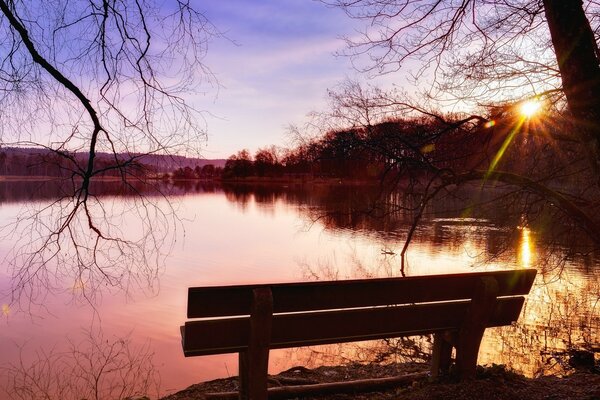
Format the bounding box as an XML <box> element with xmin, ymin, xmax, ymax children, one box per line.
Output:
<box><xmin>182</xmin><ymin>269</ymin><xmax>536</xmax><ymax>356</ymax></box>
<box><xmin>187</xmin><ymin>269</ymin><xmax>536</xmax><ymax>317</ymax></box>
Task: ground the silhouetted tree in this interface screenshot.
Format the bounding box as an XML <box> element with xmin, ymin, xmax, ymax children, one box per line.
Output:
<box><xmin>254</xmin><ymin>147</ymin><xmax>283</xmax><ymax>177</ymax></box>
<box><xmin>201</xmin><ymin>164</ymin><xmax>216</xmax><ymax>177</ymax></box>
<box><xmin>291</xmin><ymin>77</ymin><xmax>599</xmax><ymax>275</ymax></box>
<box><xmin>324</xmin><ymin>0</ymin><xmax>600</xmax><ymax>177</ymax></box>
<box><xmin>0</xmin><ymin>1</ymin><xmax>218</xmax><ymax>305</ymax></box>
<box><xmin>3</xmin><ymin>329</ymin><xmax>159</xmax><ymax>400</ymax></box>
<box><xmin>173</xmin><ymin>166</ymin><xmax>196</xmax><ymax>180</ymax></box>
<box><xmin>223</xmin><ymin>149</ymin><xmax>254</xmax><ymax>178</ymax></box>
<box><xmin>316</xmin><ymin>1</ymin><xmax>600</xmax><ymax>262</ymax></box>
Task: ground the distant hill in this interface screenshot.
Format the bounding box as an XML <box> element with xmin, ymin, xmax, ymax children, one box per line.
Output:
<box><xmin>0</xmin><ymin>147</ymin><xmax>226</xmax><ymax>176</ymax></box>
<box><xmin>132</xmin><ymin>153</ymin><xmax>226</xmax><ymax>172</ymax></box>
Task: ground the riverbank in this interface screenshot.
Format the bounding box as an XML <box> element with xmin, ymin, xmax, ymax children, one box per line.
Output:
<box><xmin>161</xmin><ymin>362</ymin><xmax>600</xmax><ymax>400</ymax></box>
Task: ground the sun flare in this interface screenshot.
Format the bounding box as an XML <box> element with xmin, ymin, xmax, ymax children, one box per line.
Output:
<box><xmin>520</xmin><ymin>100</ymin><xmax>542</xmax><ymax>118</ymax></box>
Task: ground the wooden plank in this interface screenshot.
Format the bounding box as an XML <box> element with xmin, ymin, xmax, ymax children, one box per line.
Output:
<box><xmin>182</xmin><ymin>296</ymin><xmax>525</xmax><ymax>357</ymax></box>
<box><xmin>187</xmin><ymin>269</ymin><xmax>536</xmax><ymax>318</ymax></box>
<box><xmin>183</xmin><ymin>317</ymin><xmax>249</xmax><ymax>356</ymax></box>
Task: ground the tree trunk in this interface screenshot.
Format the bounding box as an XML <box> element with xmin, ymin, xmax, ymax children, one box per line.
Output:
<box><xmin>543</xmin><ymin>0</ymin><xmax>600</xmax><ymax>178</ymax></box>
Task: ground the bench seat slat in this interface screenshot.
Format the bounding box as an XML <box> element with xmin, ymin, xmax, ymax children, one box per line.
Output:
<box><xmin>187</xmin><ymin>269</ymin><xmax>536</xmax><ymax>318</ymax></box>
<box><xmin>182</xmin><ymin>296</ymin><xmax>524</xmax><ymax>357</ymax></box>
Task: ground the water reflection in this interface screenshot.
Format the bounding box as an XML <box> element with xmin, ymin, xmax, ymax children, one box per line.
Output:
<box><xmin>221</xmin><ymin>183</ymin><xmax>599</xmax><ymax>267</ymax></box>
<box><xmin>485</xmin><ymin>270</ymin><xmax>600</xmax><ymax>376</ymax></box>
<box><xmin>0</xmin><ymin>178</ymin><xmax>222</xmax><ymax>204</ymax></box>
<box><xmin>519</xmin><ymin>227</ymin><xmax>534</xmax><ymax>268</ymax></box>
<box><xmin>218</xmin><ymin>183</ymin><xmax>599</xmax><ymax>377</ymax></box>
<box><xmin>0</xmin><ymin>181</ymin><xmax>598</xmax><ymax>397</ymax></box>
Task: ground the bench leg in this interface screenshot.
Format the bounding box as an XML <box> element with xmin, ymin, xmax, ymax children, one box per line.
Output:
<box><xmin>238</xmin><ymin>287</ymin><xmax>273</xmax><ymax>400</ymax></box>
<box><xmin>239</xmin><ymin>351</ymin><xmax>249</xmax><ymax>400</ymax></box>
<box><xmin>455</xmin><ymin>329</ymin><xmax>485</xmax><ymax>379</ymax></box>
<box><xmin>455</xmin><ymin>277</ymin><xmax>499</xmax><ymax>380</ymax></box>
<box><xmin>431</xmin><ymin>332</ymin><xmax>453</xmax><ymax>378</ymax></box>
<box><xmin>239</xmin><ymin>350</ymin><xmax>270</xmax><ymax>400</ymax></box>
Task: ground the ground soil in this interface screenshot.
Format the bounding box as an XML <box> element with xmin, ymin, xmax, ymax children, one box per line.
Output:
<box><xmin>161</xmin><ymin>363</ymin><xmax>600</xmax><ymax>400</ymax></box>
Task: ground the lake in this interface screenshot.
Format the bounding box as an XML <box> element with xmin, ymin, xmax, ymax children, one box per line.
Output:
<box><xmin>0</xmin><ymin>180</ymin><xmax>598</xmax><ymax>397</ymax></box>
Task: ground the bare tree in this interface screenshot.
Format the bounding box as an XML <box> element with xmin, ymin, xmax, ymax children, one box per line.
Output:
<box><xmin>313</xmin><ymin>2</ymin><xmax>600</xmax><ymax>260</ymax></box>
<box><xmin>294</xmin><ymin>78</ymin><xmax>599</xmax><ymax>275</ymax></box>
<box><xmin>323</xmin><ymin>0</ymin><xmax>600</xmax><ymax>174</ymax></box>
<box><xmin>0</xmin><ymin>1</ymin><xmax>219</xmax><ymax>305</ymax></box>
<box><xmin>1</xmin><ymin>329</ymin><xmax>159</xmax><ymax>400</ymax></box>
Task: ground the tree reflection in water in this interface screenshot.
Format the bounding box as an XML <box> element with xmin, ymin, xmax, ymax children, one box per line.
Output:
<box><xmin>220</xmin><ymin>182</ymin><xmax>599</xmax><ymax>377</ymax></box>
<box><xmin>0</xmin><ymin>181</ymin><xmax>597</xmax><ymax>391</ymax></box>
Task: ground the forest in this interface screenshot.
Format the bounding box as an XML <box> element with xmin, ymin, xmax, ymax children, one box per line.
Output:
<box><xmin>222</xmin><ymin>107</ymin><xmax>573</xmax><ymax>185</ymax></box>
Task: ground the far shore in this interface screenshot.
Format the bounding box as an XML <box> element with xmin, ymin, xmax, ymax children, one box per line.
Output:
<box><xmin>0</xmin><ymin>175</ymin><xmax>64</xmax><ymax>181</ymax></box>
<box><xmin>0</xmin><ymin>175</ymin><xmax>131</xmax><ymax>182</ymax></box>
<box><xmin>0</xmin><ymin>174</ymin><xmax>380</xmax><ymax>186</ymax></box>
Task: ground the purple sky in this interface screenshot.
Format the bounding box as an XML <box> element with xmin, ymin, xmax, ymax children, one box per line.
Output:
<box><xmin>194</xmin><ymin>1</ymin><xmax>397</xmax><ymax>159</ymax></box>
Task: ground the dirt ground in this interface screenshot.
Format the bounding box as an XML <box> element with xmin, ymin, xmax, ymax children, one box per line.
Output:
<box><xmin>161</xmin><ymin>362</ymin><xmax>600</xmax><ymax>400</ymax></box>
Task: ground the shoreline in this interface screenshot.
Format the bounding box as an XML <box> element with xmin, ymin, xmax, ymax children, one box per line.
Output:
<box><xmin>160</xmin><ymin>362</ymin><xmax>600</xmax><ymax>400</ymax></box>
<box><xmin>0</xmin><ymin>175</ymin><xmax>132</xmax><ymax>182</ymax></box>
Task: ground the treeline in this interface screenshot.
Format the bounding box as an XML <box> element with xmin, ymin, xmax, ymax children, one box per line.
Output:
<box><xmin>221</xmin><ymin>114</ymin><xmax>552</xmax><ymax>181</ymax></box>
<box><xmin>170</xmin><ymin>147</ymin><xmax>284</xmax><ymax>180</ymax></box>
<box><xmin>5</xmin><ymin>111</ymin><xmax>554</xmax><ymax>183</ymax></box>
<box><xmin>222</xmin><ymin>147</ymin><xmax>285</xmax><ymax>179</ymax></box>
<box><xmin>170</xmin><ymin>164</ymin><xmax>223</xmax><ymax>179</ymax></box>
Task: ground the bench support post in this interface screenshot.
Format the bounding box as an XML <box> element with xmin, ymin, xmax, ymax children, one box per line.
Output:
<box><xmin>239</xmin><ymin>287</ymin><xmax>273</xmax><ymax>400</ymax></box>
<box><xmin>431</xmin><ymin>331</ymin><xmax>454</xmax><ymax>378</ymax></box>
<box><xmin>455</xmin><ymin>277</ymin><xmax>499</xmax><ymax>379</ymax></box>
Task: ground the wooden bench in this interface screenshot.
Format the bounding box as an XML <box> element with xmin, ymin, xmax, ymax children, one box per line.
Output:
<box><xmin>181</xmin><ymin>269</ymin><xmax>536</xmax><ymax>399</ymax></box>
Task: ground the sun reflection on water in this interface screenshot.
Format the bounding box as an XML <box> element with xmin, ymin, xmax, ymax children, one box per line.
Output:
<box><xmin>518</xmin><ymin>227</ymin><xmax>535</xmax><ymax>268</ymax></box>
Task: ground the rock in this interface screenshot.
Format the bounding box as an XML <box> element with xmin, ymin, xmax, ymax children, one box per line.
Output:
<box><xmin>569</xmin><ymin>350</ymin><xmax>595</xmax><ymax>371</ymax></box>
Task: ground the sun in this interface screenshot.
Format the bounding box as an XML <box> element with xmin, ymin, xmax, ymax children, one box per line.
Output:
<box><xmin>520</xmin><ymin>99</ymin><xmax>542</xmax><ymax>118</ymax></box>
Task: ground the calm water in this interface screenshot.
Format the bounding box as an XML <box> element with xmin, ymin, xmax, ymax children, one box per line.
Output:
<box><xmin>0</xmin><ymin>181</ymin><xmax>598</xmax><ymax>397</ymax></box>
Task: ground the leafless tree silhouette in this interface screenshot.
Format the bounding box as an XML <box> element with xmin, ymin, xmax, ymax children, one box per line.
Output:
<box><xmin>323</xmin><ymin>0</ymin><xmax>600</xmax><ymax>174</ymax></box>
<box><xmin>1</xmin><ymin>329</ymin><xmax>159</xmax><ymax>400</ymax></box>
<box><xmin>0</xmin><ymin>1</ymin><xmax>218</xmax><ymax>305</ymax></box>
<box><xmin>292</xmin><ymin>77</ymin><xmax>599</xmax><ymax>274</ymax></box>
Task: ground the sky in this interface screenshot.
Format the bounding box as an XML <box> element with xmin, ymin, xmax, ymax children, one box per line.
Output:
<box><xmin>194</xmin><ymin>1</ymin><xmax>397</xmax><ymax>159</ymax></box>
